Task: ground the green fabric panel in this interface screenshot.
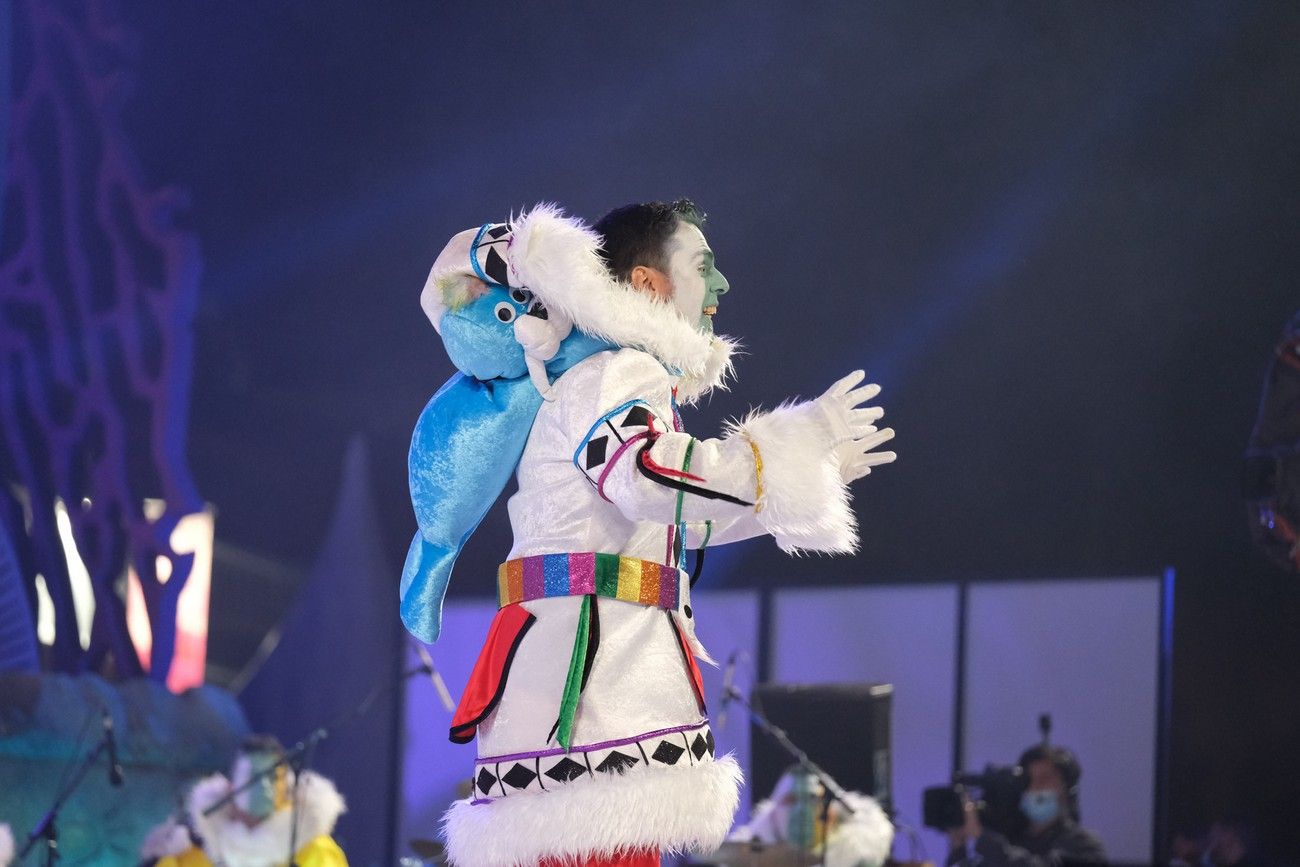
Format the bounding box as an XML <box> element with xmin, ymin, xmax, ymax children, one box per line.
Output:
<box><xmin>555</xmin><ymin>594</ymin><xmax>592</xmax><ymax>751</ymax></box>
<box><xmin>595</xmin><ymin>553</ymin><xmax>620</xmax><ymax>598</ymax></box>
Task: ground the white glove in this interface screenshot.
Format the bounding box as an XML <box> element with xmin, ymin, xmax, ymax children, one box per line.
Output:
<box><xmin>815</xmin><ymin>370</ymin><xmax>897</xmax><ymax>483</ymax></box>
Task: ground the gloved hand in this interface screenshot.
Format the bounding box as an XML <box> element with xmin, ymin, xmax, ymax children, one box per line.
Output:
<box><xmin>815</xmin><ymin>370</ymin><xmax>897</xmax><ymax>483</ymax></box>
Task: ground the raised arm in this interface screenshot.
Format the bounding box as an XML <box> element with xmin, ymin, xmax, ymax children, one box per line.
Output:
<box><xmin>565</xmin><ymin>351</ymin><xmax>894</xmax><ymax>555</ymax></box>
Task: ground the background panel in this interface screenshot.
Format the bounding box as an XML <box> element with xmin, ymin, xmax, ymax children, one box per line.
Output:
<box><xmin>400</xmin><ymin>600</ymin><xmax>500</xmax><ymax>857</ymax></box>
<box><xmin>964</xmin><ymin>577</ymin><xmax>1161</xmax><ymax>864</ymax></box>
<box><xmin>772</xmin><ymin>584</ymin><xmax>960</xmax><ymax>862</ymax></box>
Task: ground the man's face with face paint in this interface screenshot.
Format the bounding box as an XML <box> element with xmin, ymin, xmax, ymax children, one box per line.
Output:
<box><xmin>634</xmin><ymin>220</ymin><xmax>730</xmax><ymax>333</ymax></box>
<box><xmin>666</xmin><ymin>221</ymin><xmax>730</xmax><ymax>333</ymax></box>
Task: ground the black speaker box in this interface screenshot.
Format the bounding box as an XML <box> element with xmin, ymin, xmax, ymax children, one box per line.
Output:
<box><xmin>749</xmin><ymin>682</ymin><xmax>893</xmax><ymax>812</ymax></box>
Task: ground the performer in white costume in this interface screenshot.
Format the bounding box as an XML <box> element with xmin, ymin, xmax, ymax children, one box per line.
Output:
<box><xmin>402</xmin><ymin>200</ymin><xmax>896</xmax><ymax>867</ymax></box>
<box><xmin>142</xmin><ymin>736</ymin><xmax>348</xmax><ymax>867</ymax></box>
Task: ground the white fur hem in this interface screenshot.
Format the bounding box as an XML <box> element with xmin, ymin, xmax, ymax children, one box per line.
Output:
<box><xmin>0</xmin><ymin>823</ymin><xmax>13</xmax><ymax>867</ymax></box>
<box><xmin>443</xmin><ymin>754</ymin><xmax>743</xmax><ymax>867</ymax></box>
<box><xmin>730</xmin><ymin>402</ymin><xmax>858</xmax><ymax>554</ymax></box>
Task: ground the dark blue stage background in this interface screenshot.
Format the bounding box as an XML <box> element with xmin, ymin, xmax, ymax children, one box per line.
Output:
<box><xmin>114</xmin><ymin>1</ymin><xmax>1300</xmax><ymax>861</ymax></box>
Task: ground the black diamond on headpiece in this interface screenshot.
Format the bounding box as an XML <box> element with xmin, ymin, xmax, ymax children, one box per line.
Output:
<box><xmin>691</xmin><ymin>732</ymin><xmax>709</xmax><ymax>761</ymax></box>
<box><xmin>705</xmin><ymin>729</ymin><xmax>716</xmax><ymax>756</ymax></box>
<box><xmin>502</xmin><ymin>763</ymin><xmax>538</xmax><ymax>790</ymax></box>
<box><xmin>544</xmin><ymin>757</ymin><xmax>588</xmax><ymax>783</ymax></box>
<box><xmin>476</xmin><ymin>767</ymin><xmax>497</xmax><ymax>796</ymax></box>
<box><xmin>594</xmin><ymin>750</ymin><xmax>639</xmax><ymax>774</ymax></box>
<box><xmin>584</xmin><ymin>436</ymin><xmax>609</xmax><ymax>469</ymax></box>
<box><xmin>621</xmin><ymin>406</ymin><xmax>652</xmax><ymax>428</ymax></box>
<box><xmin>484</xmin><ymin>246</ymin><xmax>510</xmax><ymax>286</ymax></box>
<box><xmin>651</xmin><ymin>740</ymin><xmax>685</xmax><ymax>765</ymax></box>
<box><xmin>486</xmin><ymin>224</ymin><xmax>510</xmax><ymax>239</ymax></box>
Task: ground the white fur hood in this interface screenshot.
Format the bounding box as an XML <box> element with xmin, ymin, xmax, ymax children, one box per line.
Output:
<box><xmin>423</xmin><ymin>203</ymin><xmax>735</xmax><ymax>403</ymax></box>
<box><xmin>187</xmin><ymin>770</ymin><xmax>346</xmax><ymax>866</ymax></box>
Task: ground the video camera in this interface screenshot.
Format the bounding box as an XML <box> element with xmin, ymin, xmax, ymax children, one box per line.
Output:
<box><xmin>922</xmin><ymin>714</ymin><xmax>1063</xmax><ymax>836</ymax></box>
<box><xmin>922</xmin><ymin>763</ymin><xmax>1027</xmax><ymax>836</ymax></box>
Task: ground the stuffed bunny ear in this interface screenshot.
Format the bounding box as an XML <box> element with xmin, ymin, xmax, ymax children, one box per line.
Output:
<box><xmin>400</xmin><ymin>373</ymin><xmax>544</xmax><ymax>642</ymax></box>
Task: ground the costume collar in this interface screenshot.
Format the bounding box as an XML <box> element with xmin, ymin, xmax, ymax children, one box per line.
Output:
<box><xmin>505</xmin><ymin>204</ymin><xmax>735</xmax><ymax>402</ymax></box>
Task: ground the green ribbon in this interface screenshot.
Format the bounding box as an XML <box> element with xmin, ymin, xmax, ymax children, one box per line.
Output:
<box><xmin>555</xmin><ymin>594</ymin><xmax>592</xmax><ymax>751</ymax></box>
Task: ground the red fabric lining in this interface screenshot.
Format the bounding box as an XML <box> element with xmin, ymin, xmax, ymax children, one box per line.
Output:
<box><xmin>642</xmin><ymin>416</ymin><xmax>707</xmax><ymax>482</ymax></box>
<box><xmin>539</xmin><ymin>849</ymin><xmax>659</xmax><ymax>867</ymax></box>
<box><xmin>668</xmin><ymin>613</ymin><xmax>707</xmax><ymax>714</ymax></box>
<box><xmin>449</xmin><ymin>604</ymin><xmax>535</xmax><ymax>743</ymax></box>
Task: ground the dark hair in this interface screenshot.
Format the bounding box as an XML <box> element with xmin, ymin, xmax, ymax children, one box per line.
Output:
<box><xmin>1019</xmin><ymin>744</ymin><xmax>1082</xmax><ymax>819</ymax></box>
<box><xmin>594</xmin><ymin>199</ymin><xmax>706</xmax><ymax>281</ymax></box>
<box><xmin>240</xmin><ymin>734</ymin><xmax>285</xmax><ymax>757</ymax></box>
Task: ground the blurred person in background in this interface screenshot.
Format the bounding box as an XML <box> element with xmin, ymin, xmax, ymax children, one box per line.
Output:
<box><xmin>140</xmin><ymin>735</ymin><xmax>347</xmax><ymax>867</ymax></box>
<box><xmin>946</xmin><ymin>745</ymin><xmax>1105</xmax><ymax>866</ymax></box>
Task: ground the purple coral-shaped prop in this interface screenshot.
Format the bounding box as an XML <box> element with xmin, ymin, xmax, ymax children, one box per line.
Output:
<box><xmin>0</xmin><ymin>0</ymin><xmax>203</xmax><ymax>680</ymax></box>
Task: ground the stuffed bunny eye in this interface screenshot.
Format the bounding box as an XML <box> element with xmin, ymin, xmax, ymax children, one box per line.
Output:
<box><xmin>510</xmin><ymin>288</ymin><xmax>532</xmax><ymax>304</ymax></box>
<box><xmin>494</xmin><ymin>302</ymin><xmax>517</xmax><ymax>323</ymax></box>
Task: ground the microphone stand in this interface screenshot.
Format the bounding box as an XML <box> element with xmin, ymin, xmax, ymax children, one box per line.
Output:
<box><xmin>203</xmin><ymin>663</ymin><xmax>432</xmax><ymax>866</ymax></box>
<box><xmin>19</xmin><ymin>724</ymin><xmax>116</xmax><ymax>866</ymax></box>
<box><xmin>723</xmin><ymin>685</ymin><xmax>858</xmax><ymax>860</ymax></box>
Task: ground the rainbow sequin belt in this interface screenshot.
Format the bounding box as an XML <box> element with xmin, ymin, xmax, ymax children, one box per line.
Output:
<box><xmin>496</xmin><ymin>552</ymin><xmax>683</xmax><ymax>611</ymax></box>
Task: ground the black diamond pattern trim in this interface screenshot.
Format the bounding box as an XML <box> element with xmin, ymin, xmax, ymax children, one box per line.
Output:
<box><xmin>621</xmin><ymin>406</ymin><xmax>652</xmax><ymax>428</ymax></box>
<box><xmin>476</xmin><ymin>767</ymin><xmax>497</xmax><ymax>796</ymax></box>
<box><xmin>584</xmin><ymin>436</ymin><xmax>609</xmax><ymax>469</ymax></box>
<box><xmin>595</xmin><ymin>750</ymin><xmax>639</xmax><ymax>774</ymax></box>
<box><xmin>651</xmin><ymin>740</ymin><xmax>685</xmax><ymax>765</ymax></box>
<box><xmin>544</xmin><ymin>757</ymin><xmax>588</xmax><ymax>783</ymax></box>
<box><xmin>484</xmin><ymin>247</ymin><xmax>510</xmax><ymax>286</ymax></box>
<box><xmin>486</xmin><ymin>224</ymin><xmax>510</xmax><ymax>239</ymax></box>
<box><xmin>705</xmin><ymin>729</ymin><xmax>716</xmax><ymax>756</ymax></box>
<box><xmin>691</xmin><ymin>733</ymin><xmax>708</xmax><ymax>761</ymax></box>
<box><xmin>502</xmin><ymin>763</ymin><xmax>538</xmax><ymax>790</ymax></box>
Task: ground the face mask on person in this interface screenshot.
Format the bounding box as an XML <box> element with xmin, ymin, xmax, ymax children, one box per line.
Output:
<box><xmin>1020</xmin><ymin>789</ymin><xmax>1062</xmax><ymax>825</ymax></box>
<box><xmin>232</xmin><ymin>752</ymin><xmax>281</xmax><ymax>821</ymax></box>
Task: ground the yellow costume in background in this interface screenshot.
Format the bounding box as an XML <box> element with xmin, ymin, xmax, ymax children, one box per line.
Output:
<box><xmin>140</xmin><ymin>770</ymin><xmax>348</xmax><ymax>867</ymax></box>
<box><xmin>154</xmin><ymin>835</ymin><xmax>345</xmax><ymax>867</ymax></box>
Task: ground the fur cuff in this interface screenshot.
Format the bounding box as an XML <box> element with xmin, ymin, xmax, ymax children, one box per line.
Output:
<box><xmin>443</xmin><ymin>755</ymin><xmax>742</xmax><ymax>867</ymax></box>
<box><xmin>729</xmin><ymin>402</ymin><xmax>858</xmax><ymax>554</ymax></box>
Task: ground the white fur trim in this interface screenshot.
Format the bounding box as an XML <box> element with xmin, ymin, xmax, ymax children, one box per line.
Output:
<box><xmin>0</xmin><ymin>823</ymin><xmax>13</xmax><ymax>867</ymax></box>
<box><xmin>507</xmin><ymin>204</ymin><xmax>733</xmax><ymax>402</ymax></box>
<box><xmin>729</xmin><ymin>402</ymin><xmax>858</xmax><ymax>554</ymax></box>
<box><xmin>825</xmin><ymin>794</ymin><xmax>893</xmax><ymax>867</ymax></box>
<box><xmin>188</xmin><ymin>771</ymin><xmax>346</xmax><ymax>867</ymax></box>
<box><xmin>138</xmin><ymin>816</ymin><xmax>194</xmax><ymax>860</ymax></box>
<box><xmin>443</xmin><ymin>754</ymin><xmax>743</xmax><ymax>867</ymax></box>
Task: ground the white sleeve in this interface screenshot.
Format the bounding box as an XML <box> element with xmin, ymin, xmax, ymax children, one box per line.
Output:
<box><xmin>565</xmin><ymin>350</ymin><xmax>859</xmax><ymax>554</ymax></box>
<box><xmin>566</xmin><ymin>350</ymin><xmax>759</xmax><ymax>527</ymax></box>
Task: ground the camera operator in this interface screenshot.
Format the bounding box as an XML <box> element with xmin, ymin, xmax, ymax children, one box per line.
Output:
<box><xmin>946</xmin><ymin>745</ymin><xmax>1106</xmax><ymax>866</ymax></box>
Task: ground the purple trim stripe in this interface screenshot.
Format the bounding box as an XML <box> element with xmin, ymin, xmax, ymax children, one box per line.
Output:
<box><xmin>476</xmin><ymin>720</ymin><xmax>709</xmax><ymax>765</ymax></box>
